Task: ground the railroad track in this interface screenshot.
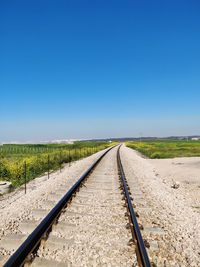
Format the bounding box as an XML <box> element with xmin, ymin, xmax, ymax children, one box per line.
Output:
<box><xmin>3</xmin><ymin>145</ymin><xmax>151</xmax><ymax>267</ymax></box>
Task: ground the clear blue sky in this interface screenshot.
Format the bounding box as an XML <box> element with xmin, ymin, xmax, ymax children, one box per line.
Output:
<box><xmin>1</xmin><ymin>0</ymin><xmax>200</xmax><ymax>141</ymax></box>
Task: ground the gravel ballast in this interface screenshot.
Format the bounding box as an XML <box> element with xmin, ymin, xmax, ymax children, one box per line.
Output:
<box><xmin>34</xmin><ymin>147</ymin><xmax>136</xmax><ymax>266</ymax></box>
<box><xmin>0</xmin><ymin>149</ymin><xmax>109</xmax><ymax>260</ymax></box>
<box><xmin>120</xmin><ymin>145</ymin><xmax>200</xmax><ymax>267</ymax></box>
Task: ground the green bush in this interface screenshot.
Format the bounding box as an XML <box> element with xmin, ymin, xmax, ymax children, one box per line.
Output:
<box><xmin>150</xmin><ymin>152</ymin><xmax>162</xmax><ymax>159</ymax></box>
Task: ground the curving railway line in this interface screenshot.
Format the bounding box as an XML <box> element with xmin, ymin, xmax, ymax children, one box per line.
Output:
<box><xmin>3</xmin><ymin>145</ymin><xmax>151</xmax><ymax>267</ymax></box>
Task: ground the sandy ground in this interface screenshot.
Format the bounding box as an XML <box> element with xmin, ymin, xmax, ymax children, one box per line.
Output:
<box><xmin>121</xmin><ymin>145</ymin><xmax>200</xmax><ymax>267</ymax></box>
<box><xmin>149</xmin><ymin>157</ymin><xmax>200</xmax><ymax>209</ymax></box>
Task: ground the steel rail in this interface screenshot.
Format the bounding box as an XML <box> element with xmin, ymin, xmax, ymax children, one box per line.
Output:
<box><xmin>117</xmin><ymin>146</ymin><xmax>151</xmax><ymax>267</ymax></box>
<box><xmin>4</xmin><ymin>145</ymin><xmax>115</xmax><ymax>267</ymax></box>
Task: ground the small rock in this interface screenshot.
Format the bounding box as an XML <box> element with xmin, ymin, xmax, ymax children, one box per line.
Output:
<box><xmin>0</xmin><ymin>181</ymin><xmax>12</xmax><ymax>194</ymax></box>
<box><xmin>171</xmin><ymin>181</ymin><xmax>180</xmax><ymax>189</ymax></box>
<box><xmin>144</xmin><ymin>239</ymin><xmax>150</xmax><ymax>248</ymax></box>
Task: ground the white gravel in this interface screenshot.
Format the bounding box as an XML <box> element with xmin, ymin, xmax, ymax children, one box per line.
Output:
<box><xmin>35</xmin><ymin>147</ymin><xmax>136</xmax><ymax>266</ymax></box>
<box><xmin>149</xmin><ymin>157</ymin><xmax>200</xmax><ymax>208</ymax></box>
<box><xmin>120</xmin><ymin>144</ymin><xmax>200</xmax><ymax>267</ymax></box>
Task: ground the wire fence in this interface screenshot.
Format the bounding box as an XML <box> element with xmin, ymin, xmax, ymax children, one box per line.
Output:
<box><xmin>0</xmin><ymin>143</ymin><xmax>109</xmax><ymax>194</ymax></box>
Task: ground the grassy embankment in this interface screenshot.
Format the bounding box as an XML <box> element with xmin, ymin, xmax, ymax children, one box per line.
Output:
<box><xmin>0</xmin><ymin>141</ymin><xmax>114</xmax><ymax>187</ymax></box>
<box><xmin>126</xmin><ymin>140</ymin><xmax>200</xmax><ymax>159</ymax></box>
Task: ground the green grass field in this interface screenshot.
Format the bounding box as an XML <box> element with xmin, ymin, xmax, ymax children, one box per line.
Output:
<box><xmin>126</xmin><ymin>140</ymin><xmax>200</xmax><ymax>159</ymax></box>
<box><xmin>0</xmin><ymin>141</ymin><xmax>113</xmax><ymax>187</ymax></box>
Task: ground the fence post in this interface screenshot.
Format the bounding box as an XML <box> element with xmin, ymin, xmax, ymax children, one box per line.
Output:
<box><xmin>48</xmin><ymin>154</ymin><xmax>50</xmax><ymax>179</ymax></box>
<box><xmin>0</xmin><ymin>157</ymin><xmax>1</xmax><ymax>179</ymax></box>
<box><xmin>69</xmin><ymin>149</ymin><xmax>71</xmax><ymax>166</ymax></box>
<box><xmin>59</xmin><ymin>151</ymin><xmax>62</xmax><ymax>173</ymax></box>
<box><xmin>24</xmin><ymin>161</ymin><xmax>27</xmax><ymax>194</ymax></box>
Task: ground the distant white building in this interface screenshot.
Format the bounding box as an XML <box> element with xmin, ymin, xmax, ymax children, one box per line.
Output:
<box><xmin>191</xmin><ymin>137</ymin><xmax>200</xmax><ymax>141</ymax></box>
<box><xmin>50</xmin><ymin>139</ymin><xmax>77</xmax><ymax>144</ymax></box>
